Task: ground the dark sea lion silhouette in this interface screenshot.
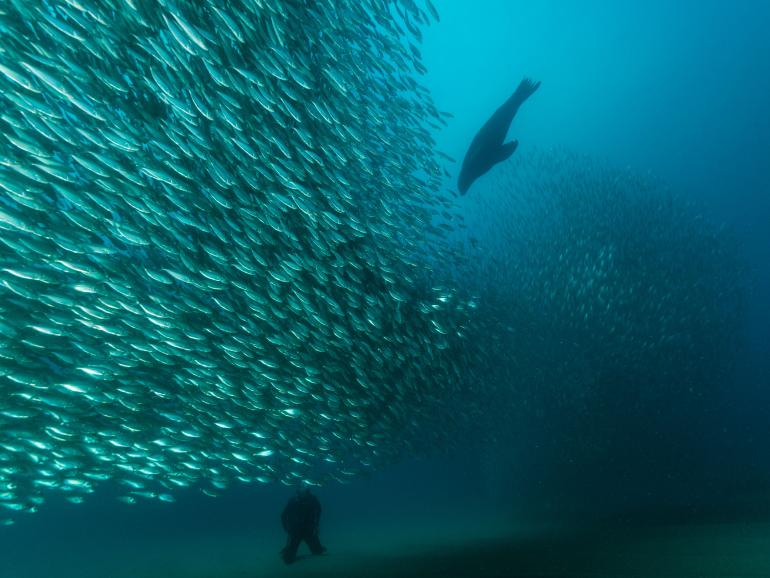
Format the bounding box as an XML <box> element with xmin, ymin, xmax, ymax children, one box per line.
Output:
<box><xmin>458</xmin><ymin>78</ymin><xmax>541</xmax><ymax>195</ymax></box>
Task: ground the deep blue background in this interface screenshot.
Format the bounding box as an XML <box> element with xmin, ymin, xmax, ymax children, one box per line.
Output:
<box><xmin>423</xmin><ymin>0</ymin><xmax>770</xmax><ymax>402</ymax></box>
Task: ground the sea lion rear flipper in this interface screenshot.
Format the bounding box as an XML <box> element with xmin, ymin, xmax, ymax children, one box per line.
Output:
<box><xmin>495</xmin><ymin>140</ymin><xmax>519</xmax><ymax>164</ymax></box>
<box><xmin>514</xmin><ymin>78</ymin><xmax>541</xmax><ymax>104</ymax></box>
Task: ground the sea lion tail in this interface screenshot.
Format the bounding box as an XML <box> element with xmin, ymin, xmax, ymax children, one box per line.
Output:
<box><xmin>513</xmin><ymin>77</ymin><xmax>541</xmax><ymax>104</ymax></box>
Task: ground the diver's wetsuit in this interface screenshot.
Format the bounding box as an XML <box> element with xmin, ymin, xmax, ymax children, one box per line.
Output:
<box><xmin>280</xmin><ymin>490</ymin><xmax>326</xmax><ymax>564</ymax></box>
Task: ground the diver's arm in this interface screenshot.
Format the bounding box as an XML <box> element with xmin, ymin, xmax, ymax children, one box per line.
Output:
<box><xmin>281</xmin><ymin>505</ymin><xmax>290</xmax><ymax>531</ymax></box>
<box><xmin>312</xmin><ymin>499</ymin><xmax>321</xmax><ymax>529</ymax></box>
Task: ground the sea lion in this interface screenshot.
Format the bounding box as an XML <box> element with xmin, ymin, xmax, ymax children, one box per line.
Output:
<box><xmin>458</xmin><ymin>77</ymin><xmax>541</xmax><ymax>195</ymax></box>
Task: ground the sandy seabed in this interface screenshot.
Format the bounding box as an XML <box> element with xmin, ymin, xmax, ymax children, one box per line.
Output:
<box><xmin>5</xmin><ymin>515</ymin><xmax>770</xmax><ymax>578</ymax></box>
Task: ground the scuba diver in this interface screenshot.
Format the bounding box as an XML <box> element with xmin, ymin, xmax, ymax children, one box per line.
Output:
<box><xmin>280</xmin><ymin>488</ymin><xmax>327</xmax><ymax>564</ymax></box>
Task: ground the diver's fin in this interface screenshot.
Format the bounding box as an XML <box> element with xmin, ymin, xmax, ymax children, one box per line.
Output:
<box><xmin>495</xmin><ymin>140</ymin><xmax>519</xmax><ymax>163</ymax></box>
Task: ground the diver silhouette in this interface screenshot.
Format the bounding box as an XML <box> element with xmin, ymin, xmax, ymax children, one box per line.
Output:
<box><xmin>280</xmin><ymin>488</ymin><xmax>326</xmax><ymax>564</ymax></box>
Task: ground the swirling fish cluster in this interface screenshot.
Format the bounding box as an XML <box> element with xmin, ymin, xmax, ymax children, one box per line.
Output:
<box><xmin>459</xmin><ymin>150</ymin><xmax>745</xmax><ymax>510</ymax></box>
<box><xmin>0</xmin><ymin>0</ymin><xmax>471</xmax><ymax>523</ymax></box>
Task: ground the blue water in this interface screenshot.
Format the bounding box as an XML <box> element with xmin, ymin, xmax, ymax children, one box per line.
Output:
<box><xmin>2</xmin><ymin>1</ymin><xmax>770</xmax><ymax>576</ymax></box>
<box><xmin>423</xmin><ymin>0</ymin><xmax>770</xmax><ymax>520</ymax></box>
<box><xmin>424</xmin><ymin>0</ymin><xmax>770</xmax><ymax>380</ymax></box>
<box><xmin>426</xmin><ymin>0</ymin><xmax>770</xmax><ymax>435</ymax></box>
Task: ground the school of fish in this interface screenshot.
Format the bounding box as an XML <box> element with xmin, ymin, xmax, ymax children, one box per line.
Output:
<box><xmin>0</xmin><ymin>0</ymin><xmax>746</xmax><ymax>527</ymax></box>
<box><xmin>456</xmin><ymin>149</ymin><xmax>745</xmax><ymax>514</ymax></box>
<box><xmin>0</xmin><ymin>0</ymin><xmax>477</xmax><ymax>524</ymax></box>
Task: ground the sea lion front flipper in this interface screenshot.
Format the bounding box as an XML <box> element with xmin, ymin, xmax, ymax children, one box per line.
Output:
<box><xmin>494</xmin><ymin>140</ymin><xmax>519</xmax><ymax>164</ymax></box>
